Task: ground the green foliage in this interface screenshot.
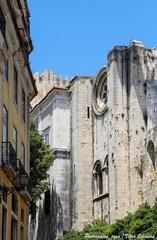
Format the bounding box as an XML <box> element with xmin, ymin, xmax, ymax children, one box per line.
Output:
<box><xmin>83</xmin><ymin>219</ymin><xmax>111</xmax><ymax>236</ymax></box>
<box><xmin>30</xmin><ymin>123</ymin><xmax>53</xmax><ymax>215</ymax></box>
<box><xmin>60</xmin><ymin>202</ymin><xmax>157</xmax><ymax>240</ymax></box>
<box><xmin>59</xmin><ymin>230</ymin><xmax>82</xmax><ymax>240</ymax></box>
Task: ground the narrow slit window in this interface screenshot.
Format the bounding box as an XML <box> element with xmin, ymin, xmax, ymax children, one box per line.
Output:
<box><xmin>87</xmin><ymin>107</ymin><xmax>90</xmax><ymax>118</ymax></box>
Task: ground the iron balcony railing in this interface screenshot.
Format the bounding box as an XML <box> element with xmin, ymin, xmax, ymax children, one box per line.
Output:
<box><xmin>18</xmin><ymin>159</ymin><xmax>26</xmax><ymax>175</ymax></box>
<box><xmin>12</xmin><ymin>159</ymin><xmax>30</xmax><ymax>194</ymax></box>
<box><xmin>2</xmin><ymin>142</ymin><xmax>18</xmax><ymax>172</ymax></box>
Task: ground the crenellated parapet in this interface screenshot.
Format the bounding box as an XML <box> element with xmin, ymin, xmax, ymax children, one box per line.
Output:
<box><xmin>31</xmin><ymin>70</ymin><xmax>71</xmax><ymax>108</ymax></box>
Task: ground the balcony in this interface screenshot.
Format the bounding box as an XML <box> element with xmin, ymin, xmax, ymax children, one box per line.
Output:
<box><xmin>2</xmin><ymin>142</ymin><xmax>31</xmax><ymax>201</ymax></box>
<box><xmin>13</xmin><ymin>160</ymin><xmax>28</xmax><ymax>188</ymax></box>
<box><xmin>12</xmin><ymin>160</ymin><xmax>31</xmax><ymax>201</ymax></box>
<box><xmin>17</xmin><ymin>161</ymin><xmax>32</xmax><ymax>201</ymax></box>
<box><xmin>20</xmin><ymin>179</ymin><xmax>32</xmax><ymax>202</ymax></box>
<box><xmin>8</xmin><ymin>0</ymin><xmax>33</xmax><ymax>57</ymax></box>
<box><xmin>2</xmin><ymin>142</ymin><xmax>18</xmax><ymax>177</ymax></box>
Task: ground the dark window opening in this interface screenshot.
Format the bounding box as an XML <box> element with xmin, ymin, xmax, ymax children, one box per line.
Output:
<box><xmin>143</xmin><ymin>82</ymin><xmax>147</xmax><ymax>95</ymax></box>
<box><xmin>22</xmin><ymin>89</ymin><xmax>25</xmax><ymax>122</ymax></box>
<box><xmin>21</xmin><ymin>143</ymin><xmax>25</xmax><ymax>167</ymax></box>
<box><xmin>21</xmin><ymin>208</ymin><xmax>24</xmax><ymax>223</ymax></box>
<box><xmin>31</xmin><ymin>207</ymin><xmax>36</xmax><ymax>221</ymax></box>
<box><xmin>44</xmin><ymin>132</ymin><xmax>49</xmax><ymax>146</ymax></box>
<box><xmin>2</xmin><ymin>105</ymin><xmax>8</xmax><ymax>142</ymax></box>
<box><xmin>4</xmin><ymin>59</ymin><xmax>8</xmax><ymax>81</ymax></box>
<box><xmin>20</xmin><ymin>225</ymin><xmax>24</xmax><ymax>240</ymax></box>
<box><xmin>95</xmin><ymin>164</ymin><xmax>103</xmax><ymax>196</ymax></box>
<box><xmin>12</xmin><ymin>193</ymin><xmax>18</xmax><ymax>214</ymax></box>
<box><xmin>13</xmin><ymin>126</ymin><xmax>17</xmax><ymax>156</ymax></box>
<box><xmin>143</xmin><ymin>112</ymin><xmax>148</xmax><ymax>127</ymax></box>
<box><xmin>20</xmin><ymin>208</ymin><xmax>24</xmax><ymax>240</ymax></box>
<box><xmin>0</xmin><ymin>7</ymin><xmax>6</xmax><ymax>39</ymax></box>
<box><xmin>102</xmin><ymin>82</ymin><xmax>108</xmax><ymax>103</ymax></box>
<box><xmin>11</xmin><ymin>217</ymin><xmax>17</xmax><ymax>240</ymax></box>
<box><xmin>2</xmin><ymin>184</ymin><xmax>7</xmax><ymax>203</ymax></box>
<box><xmin>44</xmin><ymin>190</ymin><xmax>50</xmax><ymax>215</ymax></box>
<box><xmin>147</xmin><ymin>141</ymin><xmax>155</xmax><ymax>169</ymax></box>
<box><xmin>87</xmin><ymin>107</ymin><xmax>90</xmax><ymax>118</ymax></box>
<box><xmin>104</xmin><ymin>156</ymin><xmax>109</xmax><ymax>194</ymax></box>
<box><xmin>2</xmin><ymin>208</ymin><xmax>7</xmax><ymax>240</ymax></box>
<box><xmin>14</xmin><ymin>67</ymin><xmax>18</xmax><ymax>104</ymax></box>
<box><xmin>43</xmin><ymin>127</ymin><xmax>50</xmax><ymax>146</ymax></box>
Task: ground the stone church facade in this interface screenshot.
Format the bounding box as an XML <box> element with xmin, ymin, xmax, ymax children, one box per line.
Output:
<box><xmin>30</xmin><ymin>41</ymin><xmax>157</xmax><ymax>240</ymax></box>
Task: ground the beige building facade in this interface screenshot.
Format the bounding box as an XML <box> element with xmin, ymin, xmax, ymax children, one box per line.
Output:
<box><xmin>0</xmin><ymin>0</ymin><xmax>37</xmax><ymax>239</ymax></box>
<box><xmin>31</xmin><ymin>41</ymin><xmax>157</xmax><ymax>239</ymax></box>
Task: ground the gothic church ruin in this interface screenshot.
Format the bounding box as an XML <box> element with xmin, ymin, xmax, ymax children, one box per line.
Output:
<box><xmin>30</xmin><ymin>41</ymin><xmax>157</xmax><ymax>240</ymax></box>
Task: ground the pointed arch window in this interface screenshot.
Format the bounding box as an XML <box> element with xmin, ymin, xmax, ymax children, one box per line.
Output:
<box><xmin>103</xmin><ymin>156</ymin><xmax>109</xmax><ymax>194</ymax></box>
<box><xmin>93</xmin><ymin>161</ymin><xmax>103</xmax><ymax>197</ymax></box>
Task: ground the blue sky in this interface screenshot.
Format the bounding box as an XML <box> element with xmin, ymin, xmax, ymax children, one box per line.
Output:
<box><xmin>28</xmin><ymin>0</ymin><xmax>157</xmax><ymax>77</ymax></box>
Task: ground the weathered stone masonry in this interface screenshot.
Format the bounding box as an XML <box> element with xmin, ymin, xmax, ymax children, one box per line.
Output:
<box><xmin>106</xmin><ymin>41</ymin><xmax>157</xmax><ymax>222</ymax></box>
<box><xmin>30</xmin><ymin>41</ymin><xmax>157</xmax><ymax>239</ymax></box>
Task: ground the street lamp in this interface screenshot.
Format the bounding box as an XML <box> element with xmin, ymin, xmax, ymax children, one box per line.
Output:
<box><xmin>20</xmin><ymin>173</ymin><xmax>28</xmax><ymax>187</ymax></box>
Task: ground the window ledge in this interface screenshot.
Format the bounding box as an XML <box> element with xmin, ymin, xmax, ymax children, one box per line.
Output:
<box><xmin>93</xmin><ymin>192</ymin><xmax>109</xmax><ymax>202</ymax></box>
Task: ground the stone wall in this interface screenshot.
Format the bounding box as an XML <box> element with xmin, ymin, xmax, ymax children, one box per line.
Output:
<box><xmin>30</xmin><ymin>88</ymin><xmax>71</xmax><ymax>240</ymax></box>
<box><xmin>30</xmin><ymin>41</ymin><xmax>157</xmax><ymax>238</ymax></box>
<box><xmin>106</xmin><ymin>41</ymin><xmax>157</xmax><ymax>222</ymax></box>
<box><xmin>70</xmin><ymin>77</ymin><xmax>93</xmax><ymax>230</ymax></box>
<box><xmin>91</xmin><ymin>41</ymin><xmax>157</xmax><ymax>224</ymax></box>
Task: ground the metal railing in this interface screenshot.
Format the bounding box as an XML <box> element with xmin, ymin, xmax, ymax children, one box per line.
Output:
<box><xmin>2</xmin><ymin>142</ymin><xmax>17</xmax><ymax>171</ymax></box>
<box><xmin>18</xmin><ymin>159</ymin><xmax>26</xmax><ymax>175</ymax></box>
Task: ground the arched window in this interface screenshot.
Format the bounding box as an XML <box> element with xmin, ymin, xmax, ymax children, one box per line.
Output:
<box><xmin>93</xmin><ymin>161</ymin><xmax>103</xmax><ymax>197</ymax></box>
<box><xmin>93</xmin><ymin>67</ymin><xmax>108</xmax><ymax>115</ymax></box>
<box><xmin>103</xmin><ymin>156</ymin><xmax>109</xmax><ymax>194</ymax></box>
<box><xmin>147</xmin><ymin>141</ymin><xmax>155</xmax><ymax>168</ymax></box>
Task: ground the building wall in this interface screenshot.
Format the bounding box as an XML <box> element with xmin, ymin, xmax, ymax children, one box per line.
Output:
<box><xmin>107</xmin><ymin>46</ymin><xmax>131</xmax><ymax>221</ymax></box>
<box><xmin>1</xmin><ymin>52</ymin><xmax>30</xmax><ymax>171</ymax></box>
<box><xmin>0</xmin><ymin>48</ymin><xmax>4</xmax><ymax>167</ymax></box>
<box><xmin>30</xmin><ymin>41</ymin><xmax>157</xmax><ymax>238</ymax></box>
<box><xmin>70</xmin><ymin>77</ymin><xmax>93</xmax><ymax>230</ymax></box>
<box><xmin>0</xmin><ymin>46</ymin><xmax>31</xmax><ymax>240</ymax></box>
<box><xmin>0</xmin><ymin>0</ymin><xmax>36</xmax><ymax>240</ymax></box>
<box><xmin>106</xmin><ymin>41</ymin><xmax>157</xmax><ymax>222</ymax></box>
<box><xmin>30</xmin><ymin>84</ymin><xmax>71</xmax><ymax>240</ymax></box>
<box><xmin>0</xmin><ymin>170</ymin><xmax>29</xmax><ymax>240</ymax></box>
<box><xmin>92</xmin><ymin>68</ymin><xmax>110</xmax><ymax>221</ymax></box>
<box><xmin>52</xmin><ymin>94</ymin><xmax>70</xmax><ymax>149</ymax></box>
